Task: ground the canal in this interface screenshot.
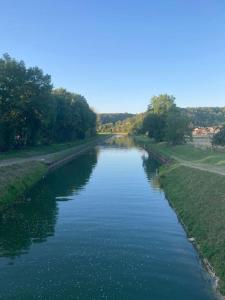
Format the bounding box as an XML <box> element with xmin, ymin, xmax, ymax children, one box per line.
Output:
<box><xmin>0</xmin><ymin>137</ymin><xmax>215</xmax><ymax>299</ymax></box>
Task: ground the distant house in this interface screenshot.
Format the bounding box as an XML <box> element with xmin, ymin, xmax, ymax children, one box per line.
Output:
<box><xmin>192</xmin><ymin>127</ymin><xmax>220</xmax><ymax>136</ymax></box>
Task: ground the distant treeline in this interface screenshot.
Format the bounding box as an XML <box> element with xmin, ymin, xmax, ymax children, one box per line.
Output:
<box><xmin>98</xmin><ymin>107</ymin><xmax>225</xmax><ymax>134</ymax></box>
<box><xmin>98</xmin><ymin>113</ymin><xmax>144</xmax><ymax>134</ymax></box>
<box><xmin>98</xmin><ymin>113</ymin><xmax>134</xmax><ymax>125</ymax></box>
<box><xmin>0</xmin><ymin>54</ymin><xmax>96</xmax><ymax>151</ymax></box>
<box><xmin>99</xmin><ymin>94</ymin><xmax>192</xmax><ymax>144</ymax></box>
<box><xmin>182</xmin><ymin>107</ymin><xmax>225</xmax><ymax>127</ymax></box>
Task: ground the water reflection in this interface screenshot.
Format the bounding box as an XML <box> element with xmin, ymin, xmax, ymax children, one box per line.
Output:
<box><xmin>105</xmin><ymin>136</ymin><xmax>161</xmax><ymax>189</ymax></box>
<box><xmin>0</xmin><ymin>149</ymin><xmax>98</xmax><ymax>258</ymax></box>
<box><xmin>142</xmin><ymin>152</ymin><xmax>161</xmax><ymax>189</ymax></box>
<box><xmin>103</xmin><ymin>135</ymin><xmax>136</xmax><ymax>148</ymax></box>
<box><xmin>0</xmin><ymin>141</ymin><xmax>216</xmax><ymax>300</ymax></box>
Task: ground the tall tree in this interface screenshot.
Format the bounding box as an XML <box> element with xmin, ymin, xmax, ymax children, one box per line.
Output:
<box><xmin>52</xmin><ymin>89</ymin><xmax>96</xmax><ymax>142</ymax></box>
<box><xmin>148</xmin><ymin>94</ymin><xmax>175</xmax><ymax>115</ymax></box>
<box><xmin>0</xmin><ymin>54</ymin><xmax>96</xmax><ymax>151</ymax></box>
<box><xmin>165</xmin><ymin>109</ymin><xmax>191</xmax><ymax>144</ymax></box>
<box><xmin>142</xmin><ymin>113</ymin><xmax>165</xmax><ymax>142</ymax></box>
<box><xmin>142</xmin><ymin>94</ymin><xmax>191</xmax><ymax>144</ymax></box>
<box><xmin>212</xmin><ymin>126</ymin><xmax>225</xmax><ymax>146</ymax></box>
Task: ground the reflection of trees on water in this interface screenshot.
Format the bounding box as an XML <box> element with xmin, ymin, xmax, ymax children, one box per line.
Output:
<box><xmin>103</xmin><ymin>135</ymin><xmax>136</xmax><ymax>148</ymax></box>
<box><xmin>142</xmin><ymin>152</ymin><xmax>161</xmax><ymax>189</ymax></box>
<box><xmin>104</xmin><ymin>136</ymin><xmax>161</xmax><ymax>188</ymax></box>
<box><xmin>0</xmin><ymin>149</ymin><xmax>98</xmax><ymax>259</ymax></box>
<box><xmin>45</xmin><ymin>148</ymin><xmax>99</xmax><ymax>198</ymax></box>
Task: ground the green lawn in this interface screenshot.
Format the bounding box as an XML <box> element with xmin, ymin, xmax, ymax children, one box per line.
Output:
<box><xmin>0</xmin><ymin>136</ymin><xmax>100</xmax><ymax>161</ymax></box>
<box><xmin>0</xmin><ymin>162</ymin><xmax>47</xmax><ymax>207</ymax></box>
<box><xmin>134</xmin><ymin>135</ymin><xmax>225</xmax><ymax>166</ymax></box>
<box><xmin>160</xmin><ymin>164</ymin><xmax>225</xmax><ymax>294</ymax></box>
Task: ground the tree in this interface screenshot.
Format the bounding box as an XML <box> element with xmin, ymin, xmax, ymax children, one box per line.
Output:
<box><xmin>183</xmin><ymin>107</ymin><xmax>225</xmax><ymax>127</ymax></box>
<box><xmin>148</xmin><ymin>94</ymin><xmax>176</xmax><ymax>115</ymax></box>
<box><xmin>165</xmin><ymin>109</ymin><xmax>191</xmax><ymax>144</ymax></box>
<box><xmin>18</xmin><ymin>66</ymin><xmax>53</xmax><ymax>146</ymax></box>
<box><xmin>0</xmin><ymin>54</ymin><xmax>53</xmax><ymax>149</ymax></box>
<box><xmin>142</xmin><ymin>94</ymin><xmax>191</xmax><ymax>144</ymax></box>
<box><xmin>97</xmin><ymin>113</ymin><xmax>145</xmax><ymax>134</ymax></box>
<box><xmin>212</xmin><ymin>126</ymin><xmax>225</xmax><ymax>146</ymax></box>
<box><xmin>0</xmin><ymin>54</ymin><xmax>26</xmax><ymax>149</ymax></box>
<box><xmin>52</xmin><ymin>89</ymin><xmax>96</xmax><ymax>143</ymax></box>
<box><xmin>142</xmin><ymin>113</ymin><xmax>165</xmax><ymax>142</ymax></box>
<box><xmin>0</xmin><ymin>54</ymin><xmax>96</xmax><ymax>151</ymax></box>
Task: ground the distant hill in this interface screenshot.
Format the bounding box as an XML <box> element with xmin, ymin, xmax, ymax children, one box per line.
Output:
<box><xmin>182</xmin><ymin>107</ymin><xmax>225</xmax><ymax>127</ymax></box>
<box><xmin>98</xmin><ymin>113</ymin><xmax>145</xmax><ymax>133</ymax></box>
<box><xmin>98</xmin><ymin>107</ymin><xmax>225</xmax><ymax>134</ymax></box>
<box><xmin>98</xmin><ymin>113</ymin><xmax>135</xmax><ymax>125</ymax></box>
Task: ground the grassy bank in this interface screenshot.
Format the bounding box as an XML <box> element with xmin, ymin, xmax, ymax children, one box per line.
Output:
<box><xmin>0</xmin><ymin>135</ymin><xmax>110</xmax><ymax>206</ymax></box>
<box><xmin>160</xmin><ymin>164</ymin><xmax>225</xmax><ymax>294</ymax></box>
<box><xmin>134</xmin><ymin>135</ymin><xmax>225</xmax><ymax>294</ymax></box>
<box><xmin>134</xmin><ymin>135</ymin><xmax>225</xmax><ymax>166</ymax></box>
<box><xmin>0</xmin><ymin>162</ymin><xmax>47</xmax><ymax>207</ymax></box>
<box><xmin>0</xmin><ymin>136</ymin><xmax>101</xmax><ymax>161</ymax></box>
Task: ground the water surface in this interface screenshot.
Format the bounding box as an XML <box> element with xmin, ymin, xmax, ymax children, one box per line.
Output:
<box><xmin>0</xmin><ymin>138</ymin><xmax>215</xmax><ymax>299</ymax></box>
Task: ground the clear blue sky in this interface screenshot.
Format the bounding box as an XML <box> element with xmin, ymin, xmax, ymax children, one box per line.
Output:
<box><xmin>1</xmin><ymin>0</ymin><xmax>225</xmax><ymax>113</ymax></box>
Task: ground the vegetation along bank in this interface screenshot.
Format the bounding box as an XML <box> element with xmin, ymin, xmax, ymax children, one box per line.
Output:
<box><xmin>135</xmin><ymin>135</ymin><xmax>225</xmax><ymax>295</ymax></box>
<box><xmin>0</xmin><ymin>54</ymin><xmax>96</xmax><ymax>151</ymax></box>
<box><xmin>0</xmin><ymin>53</ymin><xmax>104</xmax><ymax>207</ymax></box>
<box><xmin>0</xmin><ymin>135</ymin><xmax>109</xmax><ymax>208</ymax></box>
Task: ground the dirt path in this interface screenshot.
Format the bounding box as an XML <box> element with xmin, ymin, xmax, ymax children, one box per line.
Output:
<box><xmin>2</xmin><ymin>137</ymin><xmax>225</xmax><ymax>177</ymax></box>
<box><xmin>0</xmin><ymin>137</ymin><xmax>107</xmax><ymax>168</ymax></box>
<box><xmin>170</xmin><ymin>155</ymin><xmax>225</xmax><ymax>176</ymax></box>
<box><xmin>0</xmin><ymin>154</ymin><xmax>53</xmax><ymax>167</ymax></box>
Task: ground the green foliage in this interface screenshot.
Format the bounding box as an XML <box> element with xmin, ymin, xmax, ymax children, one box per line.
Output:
<box><xmin>212</xmin><ymin>125</ymin><xmax>225</xmax><ymax>146</ymax></box>
<box><xmin>0</xmin><ymin>54</ymin><xmax>96</xmax><ymax>151</ymax></box>
<box><xmin>142</xmin><ymin>113</ymin><xmax>165</xmax><ymax>142</ymax></box>
<box><xmin>98</xmin><ymin>113</ymin><xmax>145</xmax><ymax>134</ymax></box>
<box><xmin>183</xmin><ymin>107</ymin><xmax>225</xmax><ymax>127</ymax></box>
<box><xmin>148</xmin><ymin>94</ymin><xmax>175</xmax><ymax>114</ymax></box>
<box><xmin>143</xmin><ymin>95</ymin><xmax>191</xmax><ymax>144</ymax></box>
<box><xmin>98</xmin><ymin>113</ymin><xmax>134</xmax><ymax>125</ymax></box>
<box><xmin>0</xmin><ymin>54</ymin><xmax>53</xmax><ymax>149</ymax></box>
<box><xmin>165</xmin><ymin>109</ymin><xmax>192</xmax><ymax>144</ymax></box>
<box><xmin>52</xmin><ymin>89</ymin><xmax>96</xmax><ymax>142</ymax></box>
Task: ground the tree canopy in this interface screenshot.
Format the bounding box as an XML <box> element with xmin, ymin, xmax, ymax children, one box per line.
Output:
<box><xmin>0</xmin><ymin>54</ymin><xmax>96</xmax><ymax>151</ymax></box>
<box><xmin>98</xmin><ymin>113</ymin><xmax>134</xmax><ymax>125</ymax></box>
<box><xmin>183</xmin><ymin>107</ymin><xmax>225</xmax><ymax>127</ymax></box>
<box><xmin>97</xmin><ymin>113</ymin><xmax>145</xmax><ymax>134</ymax></box>
<box><xmin>148</xmin><ymin>94</ymin><xmax>176</xmax><ymax>115</ymax></box>
<box><xmin>143</xmin><ymin>94</ymin><xmax>191</xmax><ymax>144</ymax></box>
<box><xmin>212</xmin><ymin>126</ymin><xmax>225</xmax><ymax>146</ymax></box>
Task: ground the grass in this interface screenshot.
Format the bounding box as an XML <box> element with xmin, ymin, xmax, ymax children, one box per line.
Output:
<box><xmin>0</xmin><ymin>136</ymin><xmax>100</xmax><ymax>161</ymax></box>
<box><xmin>134</xmin><ymin>135</ymin><xmax>225</xmax><ymax>166</ymax></box>
<box><xmin>0</xmin><ymin>135</ymin><xmax>111</xmax><ymax>206</ymax></box>
<box><xmin>0</xmin><ymin>162</ymin><xmax>47</xmax><ymax>206</ymax></box>
<box><xmin>134</xmin><ymin>135</ymin><xmax>225</xmax><ymax>294</ymax></box>
<box><xmin>159</xmin><ymin>164</ymin><xmax>225</xmax><ymax>294</ymax></box>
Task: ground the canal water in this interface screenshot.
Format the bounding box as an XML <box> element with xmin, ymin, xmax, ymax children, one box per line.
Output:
<box><xmin>0</xmin><ymin>138</ymin><xmax>215</xmax><ymax>299</ymax></box>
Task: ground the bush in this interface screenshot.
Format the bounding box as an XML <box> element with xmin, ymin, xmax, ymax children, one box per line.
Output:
<box><xmin>212</xmin><ymin>126</ymin><xmax>225</xmax><ymax>146</ymax></box>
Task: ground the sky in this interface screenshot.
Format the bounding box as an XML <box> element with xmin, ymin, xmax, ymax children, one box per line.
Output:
<box><xmin>0</xmin><ymin>0</ymin><xmax>225</xmax><ymax>113</ymax></box>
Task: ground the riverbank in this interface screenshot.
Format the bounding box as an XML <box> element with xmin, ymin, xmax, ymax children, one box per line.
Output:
<box><xmin>0</xmin><ymin>135</ymin><xmax>110</xmax><ymax>207</ymax></box>
<box><xmin>134</xmin><ymin>135</ymin><xmax>225</xmax><ymax>296</ymax></box>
